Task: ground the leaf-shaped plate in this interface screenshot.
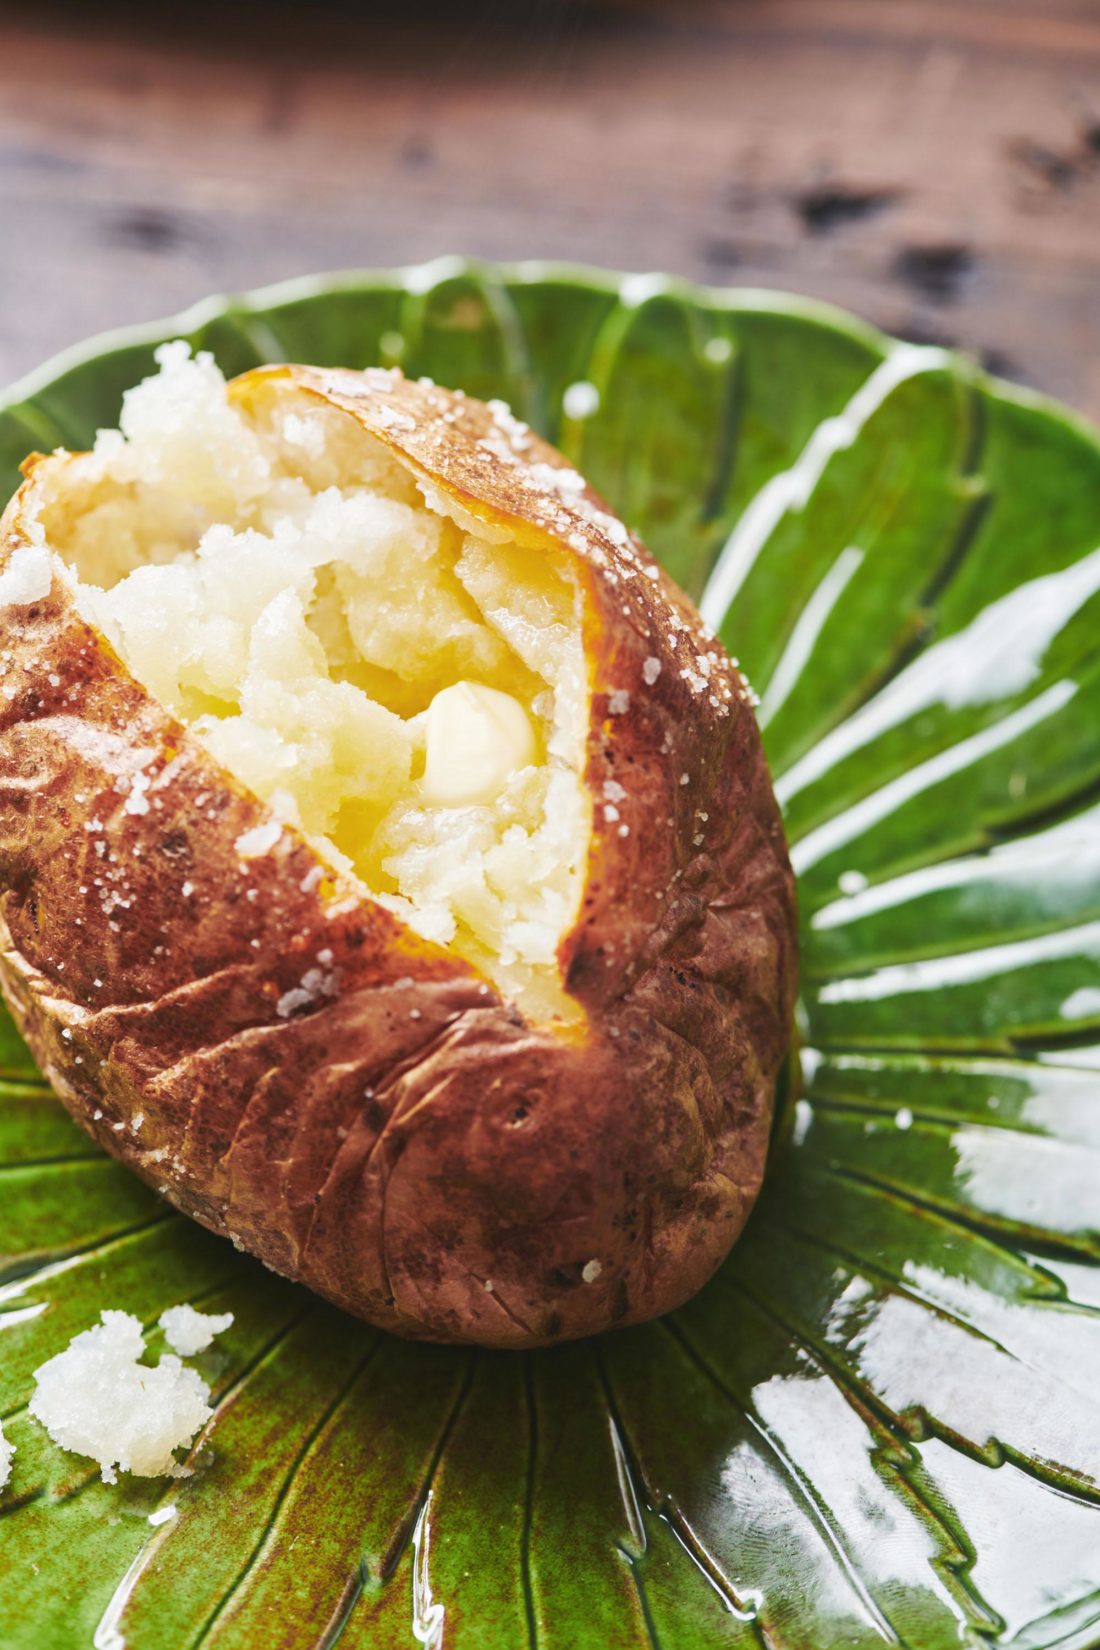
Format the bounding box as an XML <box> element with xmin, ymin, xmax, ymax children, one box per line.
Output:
<box><xmin>2</xmin><ymin>259</ymin><xmax>1100</xmax><ymax>1650</ymax></box>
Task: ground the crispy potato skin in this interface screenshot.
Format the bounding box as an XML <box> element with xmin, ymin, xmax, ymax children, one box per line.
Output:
<box><xmin>0</xmin><ymin>367</ymin><xmax>796</xmax><ymax>1348</ymax></box>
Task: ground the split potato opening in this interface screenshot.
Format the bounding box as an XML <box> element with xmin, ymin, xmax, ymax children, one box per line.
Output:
<box><xmin>28</xmin><ymin>347</ymin><xmax>592</xmax><ymax>1017</ymax></box>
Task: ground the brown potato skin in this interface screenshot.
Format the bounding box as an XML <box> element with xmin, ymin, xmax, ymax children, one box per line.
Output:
<box><xmin>0</xmin><ymin>366</ymin><xmax>797</xmax><ymax>1348</ymax></box>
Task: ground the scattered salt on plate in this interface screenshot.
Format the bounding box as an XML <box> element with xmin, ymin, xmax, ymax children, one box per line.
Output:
<box><xmin>0</xmin><ymin>1416</ymin><xmax>13</xmax><ymax>1491</ymax></box>
<box><xmin>159</xmin><ymin>1304</ymin><xmax>235</xmax><ymax>1357</ymax></box>
<box><xmin>28</xmin><ymin>1306</ymin><xmax>233</xmax><ymax>1483</ymax></box>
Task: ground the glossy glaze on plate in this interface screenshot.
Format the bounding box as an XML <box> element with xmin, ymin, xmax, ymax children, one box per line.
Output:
<box><xmin>0</xmin><ymin>259</ymin><xmax>1098</xmax><ymax>1650</ymax></box>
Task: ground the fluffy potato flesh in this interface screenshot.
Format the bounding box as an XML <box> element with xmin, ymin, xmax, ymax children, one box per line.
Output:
<box><xmin>31</xmin><ymin>346</ymin><xmax>591</xmax><ymax>1017</ymax></box>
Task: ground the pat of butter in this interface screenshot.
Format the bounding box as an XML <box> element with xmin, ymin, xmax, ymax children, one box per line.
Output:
<box><xmin>421</xmin><ymin>682</ymin><xmax>536</xmax><ymax>806</ymax></box>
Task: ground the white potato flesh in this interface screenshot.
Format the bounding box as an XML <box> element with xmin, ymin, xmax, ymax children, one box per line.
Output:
<box><xmin>34</xmin><ymin>345</ymin><xmax>591</xmax><ymax>1016</ymax></box>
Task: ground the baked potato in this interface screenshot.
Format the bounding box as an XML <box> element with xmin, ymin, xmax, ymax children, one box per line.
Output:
<box><xmin>0</xmin><ymin>347</ymin><xmax>796</xmax><ymax>1348</ymax></box>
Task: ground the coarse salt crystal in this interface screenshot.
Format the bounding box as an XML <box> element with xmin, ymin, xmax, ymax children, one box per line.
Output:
<box><xmin>0</xmin><ymin>545</ymin><xmax>52</xmax><ymax>607</ymax></box>
<box><xmin>276</xmin><ymin>986</ymin><xmax>313</xmax><ymax>1019</ymax></box>
<box><xmin>0</xmin><ymin>1418</ymin><xmax>13</xmax><ymax>1490</ymax></box>
<box><xmin>235</xmin><ymin>821</ymin><xmax>282</xmax><ymax>860</ymax></box>
<box><xmin>159</xmin><ymin>1304</ymin><xmax>234</xmax><ymax>1357</ymax></box>
<box><xmin>562</xmin><ymin>381</ymin><xmax>600</xmax><ymax>420</ymax></box>
<box><xmin>28</xmin><ymin>1310</ymin><xmax>215</xmax><ymax>1483</ymax></box>
<box><xmin>124</xmin><ymin>773</ymin><xmax>152</xmax><ymax>816</ymax></box>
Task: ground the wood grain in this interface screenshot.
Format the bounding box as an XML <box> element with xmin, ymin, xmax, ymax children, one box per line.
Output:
<box><xmin>1</xmin><ymin>0</ymin><xmax>1098</xmax><ymax>416</ymax></box>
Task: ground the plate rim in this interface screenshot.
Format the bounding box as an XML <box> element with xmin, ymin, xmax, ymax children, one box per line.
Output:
<box><xmin>6</xmin><ymin>256</ymin><xmax>1097</xmax><ymax>458</ymax></box>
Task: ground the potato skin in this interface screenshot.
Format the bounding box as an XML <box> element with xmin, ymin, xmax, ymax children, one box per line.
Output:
<box><xmin>0</xmin><ymin>366</ymin><xmax>796</xmax><ymax>1348</ymax></box>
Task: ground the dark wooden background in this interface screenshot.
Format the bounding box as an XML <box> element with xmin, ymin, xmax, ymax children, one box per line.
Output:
<box><xmin>2</xmin><ymin>0</ymin><xmax>1099</xmax><ymax>416</ymax></box>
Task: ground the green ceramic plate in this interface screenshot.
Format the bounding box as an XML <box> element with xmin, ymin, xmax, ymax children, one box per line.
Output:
<box><xmin>2</xmin><ymin>259</ymin><xmax>1100</xmax><ymax>1650</ymax></box>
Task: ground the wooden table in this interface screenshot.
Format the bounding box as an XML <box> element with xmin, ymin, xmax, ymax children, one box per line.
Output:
<box><xmin>2</xmin><ymin>0</ymin><xmax>1098</xmax><ymax>417</ymax></box>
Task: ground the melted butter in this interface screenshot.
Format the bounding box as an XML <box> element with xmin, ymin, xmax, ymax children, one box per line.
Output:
<box><xmin>420</xmin><ymin>681</ymin><xmax>536</xmax><ymax>807</ymax></box>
